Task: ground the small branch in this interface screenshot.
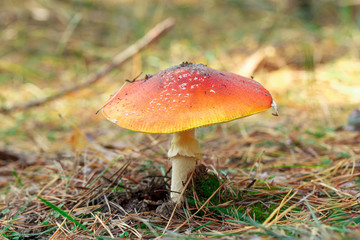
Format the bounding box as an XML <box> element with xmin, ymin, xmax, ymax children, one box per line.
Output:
<box><xmin>0</xmin><ymin>18</ymin><xmax>175</xmax><ymax>114</ymax></box>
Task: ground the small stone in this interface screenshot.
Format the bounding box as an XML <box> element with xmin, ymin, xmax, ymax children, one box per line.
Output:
<box><xmin>344</xmin><ymin>109</ymin><xmax>360</xmax><ymax>131</ymax></box>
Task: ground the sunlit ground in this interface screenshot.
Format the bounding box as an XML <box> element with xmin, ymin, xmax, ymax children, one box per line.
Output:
<box><xmin>1</xmin><ymin>1</ymin><xmax>360</xmax><ymax>239</ymax></box>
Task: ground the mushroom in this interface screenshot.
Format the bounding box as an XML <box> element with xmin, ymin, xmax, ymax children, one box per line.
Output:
<box><xmin>102</xmin><ymin>62</ymin><xmax>277</xmax><ymax>202</ymax></box>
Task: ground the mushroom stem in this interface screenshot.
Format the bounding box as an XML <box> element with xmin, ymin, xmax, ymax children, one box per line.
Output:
<box><xmin>168</xmin><ymin>129</ymin><xmax>202</xmax><ymax>202</ymax></box>
<box><xmin>170</xmin><ymin>156</ymin><xmax>196</xmax><ymax>201</ymax></box>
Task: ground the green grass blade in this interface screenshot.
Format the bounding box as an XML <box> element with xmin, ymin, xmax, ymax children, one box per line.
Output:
<box><xmin>191</xmin><ymin>221</ymin><xmax>214</xmax><ymax>232</ymax></box>
<box><xmin>305</xmin><ymin>199</ymin><xmax>321</xmax><ymax>226</ymax></box>
<box><xmin>12</xmin><ymin>170</ymin><xmax>23</xmax><ymax>187</ymax></box>
<box><xmin>1</xmin><ymin>196</ymin><xmax>33</xmax><ymax>234</ymax></box>
<box><xmin>37</xmin><ymin>196</ymin><xmax>89</xmax><ymax>232</ymax></box>
<box><xmin>37</xmin><ymin>196</ymin><xmax>121</xmax><ymax>239</ymax></box>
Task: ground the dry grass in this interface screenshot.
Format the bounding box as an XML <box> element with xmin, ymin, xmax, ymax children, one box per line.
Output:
<box><xmin>1</xmin><ymin>109</ymin><xmax>359</xmax><ymax>239</ymax></box>
<box><xmin>1</xmin><ymin>0</ymin><xmax>360</xmax><ymax>239</ymax></box>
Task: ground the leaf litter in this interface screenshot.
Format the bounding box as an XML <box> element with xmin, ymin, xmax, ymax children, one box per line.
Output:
<box><xmin>1</xmin><ymin>109</ymin><xmax>359</xmax><ymax>239</ymax></box>
<box><xmin>1</xmin><ymin>1</ymin><xmax>360</xmax><ymax>239</ymax></box>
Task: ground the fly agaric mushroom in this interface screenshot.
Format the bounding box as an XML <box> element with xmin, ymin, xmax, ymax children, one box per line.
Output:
<box><xmin>102</xmin><ymin>62</ymin><xmax>277</xmax><ymax>202</ymax></box>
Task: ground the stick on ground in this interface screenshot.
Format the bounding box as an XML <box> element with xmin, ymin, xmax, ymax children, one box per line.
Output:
<box><xmin>0</xmin><ymin>18</ymin><xmax>175</xmax><ymax>114</ymax></box>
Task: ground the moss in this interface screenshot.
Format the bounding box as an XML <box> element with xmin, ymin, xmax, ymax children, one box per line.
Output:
<box><xmin>185</xmin><ymin>165</ymin><xmax>282</xmax><ymax>223</ymax></box>
<box><xmin>186</xmin><ymin>164</ymin><xmax>222</xmax><ymax>204</ymax></box>
<box><xmin>194</xmin><ymin>172</ymin><xmax>221</xmax><ymax>201</ymax></box>
<box><xmin>220</xmin><ymin>202</ymin><xmax>278</xmax><ymax>223</ymax></box>
<box><xmin>241</xmin><ymin>202</ymin><xmax>278</xmax><ymax>223</ymax></box>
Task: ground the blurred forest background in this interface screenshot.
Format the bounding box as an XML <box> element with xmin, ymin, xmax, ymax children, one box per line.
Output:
<box><xmin>1</xmin><ymin>0</ymin><xmax>359</xmax><ymax>149</ymax></box>
<box><xmin>1</xmin><ymin>0</ymin><xmax>360</xmax><ymax>239</ymax></box>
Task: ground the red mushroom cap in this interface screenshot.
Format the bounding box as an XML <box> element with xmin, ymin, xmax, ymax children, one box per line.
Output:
<box><xmin>102</xmin><ymin>63</ymin><xmax>273</xmax><ymax>133</ymax></box>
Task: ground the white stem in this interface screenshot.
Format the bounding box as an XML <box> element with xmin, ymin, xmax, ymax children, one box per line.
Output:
<box><xmin>168</xmin><ymin>129</ymin><xmax>202</xmax><ymax>202</ymax></box>
<box><xmin>170</xmin><ymin>156</ymin><xmax>196</xmax><ymax>201</ymax></box>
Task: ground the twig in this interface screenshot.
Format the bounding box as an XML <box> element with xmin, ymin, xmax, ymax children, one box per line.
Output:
<box><xmin>236</xmin><ymin>46</ymin><xmax>276</xmax><ymax>76</ymax></box>
<box><xmin>263</xmin><ymin>189</ymin><xmax>297</xmax><ymax>227</ymax></box>
<box><xmin>0</xmin><ymin>18</ymin><xmax>175</xmax><ymax>114</ymax></box>
<box><xmin>93</xmin><ymin>213</ymin><xmax>114</xmax><ymax>238</ymax></box>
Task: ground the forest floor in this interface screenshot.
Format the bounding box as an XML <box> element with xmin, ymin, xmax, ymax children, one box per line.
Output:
<box><xmin>1</xmin><ymin>1</ymin><xmax>360</xmax><ymax>239</ymax></box>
